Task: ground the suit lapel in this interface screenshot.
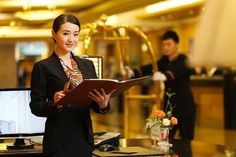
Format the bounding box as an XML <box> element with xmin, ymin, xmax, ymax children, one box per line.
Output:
<box><xmin>71</xmin><ymin>54</ymin><xmax>91</xmax><ymax>79</ymax></box>
<box><xmin>50</xmin><ymin>52</ymin><xmax>94</xmax><ymax>81</ymax></box>
<box><xmin>50</xmin><ymin>52</ymin><xmax>69</xmax><ymax>82</ymax></box>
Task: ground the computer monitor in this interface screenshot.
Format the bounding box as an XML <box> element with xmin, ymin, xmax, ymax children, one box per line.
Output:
<box><xmin>80</xmin><ymin>55</ymin><xmax>103</xmax><ymax>79</ymax></box>
<box><xmin>0</xmin><ymin>88</ymin><xmax>46</xmax><ymax>149</ymax></box>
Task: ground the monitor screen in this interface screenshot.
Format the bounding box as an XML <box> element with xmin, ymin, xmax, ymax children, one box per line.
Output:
<box><xmin>0</xmin><ymin>88</ymin><xmax>46</xmax><ymax>139</ymax></box>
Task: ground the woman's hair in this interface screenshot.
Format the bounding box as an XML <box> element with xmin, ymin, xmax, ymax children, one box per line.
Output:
<box><xmin>52</xmin><ymin>14</ymin><xmax>81</xmax><ymax>33</ymax></box>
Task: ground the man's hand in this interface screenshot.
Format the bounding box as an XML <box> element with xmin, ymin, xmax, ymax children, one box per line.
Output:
<box><xmin>152</xmin><ymin>72</ymin><xmax>167</xmax><ymax>81</ymax></box>
<box><xmin>121</xmin><ymin>66</ymin><xmax>134</xmax><ymax>78</ymax></box>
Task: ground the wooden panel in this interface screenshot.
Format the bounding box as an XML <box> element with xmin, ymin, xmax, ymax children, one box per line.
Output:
<box><xmin>191</xmin><ymin>86</ymin><xmax>224</xmax><ymax>129</ymax></box>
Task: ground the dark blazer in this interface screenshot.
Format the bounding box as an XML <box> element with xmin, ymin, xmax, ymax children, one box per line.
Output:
<box><xmin>30</xmin><ymin>52</ymin><xmax>109</xmax><ymax>157</ymax></box>
<box><xmin>134</xmin><ymin>54</ymin><xmax>195</xmax><ymax>115</ymax></box>
<box><xmin>133</xmin><ymin>54</ymin><xmax>196</xmax><ymax>139</ymax></box>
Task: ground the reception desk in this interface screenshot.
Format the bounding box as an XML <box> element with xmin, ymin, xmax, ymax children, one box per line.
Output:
<box><xmin>118</xmin><ymin>138</ymin><xmax>236</xmax><ymax>156</ymax></box>
<box><xmin>0</xmin><ymin>143</ymin><xmax>42</xmax><ymax>157</ymax></box>
<box><xmin>191</xmin><ymin>74</ymin><xmax>236</xmax><ymax>130</ymax></box>
<box><xmin>1</xmin><ymin>138</ymin><xmax>236</xmax><ymax>156</ymax></box>
<box><xmin>190</xmin><ymin>75</ymin><xmax>224</xmax><ymax>129</ymax></box>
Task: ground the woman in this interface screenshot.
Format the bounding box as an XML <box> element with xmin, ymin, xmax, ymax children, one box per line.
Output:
<box><xmin>30</xmin><ymin>14</ymin><xmax>114</xmax><ymax>157</ymax></box>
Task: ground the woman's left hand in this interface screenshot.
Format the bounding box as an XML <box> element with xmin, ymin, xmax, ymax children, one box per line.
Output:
<box><xmin>88</xmin><ymin>88</ymin><xmax>116</xmax><ymax>109</ymax></box>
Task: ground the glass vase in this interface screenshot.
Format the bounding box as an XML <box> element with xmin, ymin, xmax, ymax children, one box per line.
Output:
<box><xmin>150</xmin><ymin>125</ymin><xmax>169</xmax><ymax>146</ymax></box>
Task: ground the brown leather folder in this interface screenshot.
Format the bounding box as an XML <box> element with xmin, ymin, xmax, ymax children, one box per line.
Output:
<box><xmin>55</xmin><ymin>76</ymin><xmax>150</xmax><ymax>106</ymax></box>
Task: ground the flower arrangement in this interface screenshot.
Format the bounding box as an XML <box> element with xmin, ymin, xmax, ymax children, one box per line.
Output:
<box><xmin>146</xmin><ymin>92</ymin><xmax>178</xmax><ymax>129</ymax></box>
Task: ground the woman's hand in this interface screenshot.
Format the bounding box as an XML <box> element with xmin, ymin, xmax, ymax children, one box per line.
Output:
<box><xmin>88</xmin><ymin>88</ymin><xmax>116</xmax><ymax>109</ymax></box>
<box><xmin>53</xmin><ymin>91</ymin><xmax>65</xmax><ymax>109</ymax></box>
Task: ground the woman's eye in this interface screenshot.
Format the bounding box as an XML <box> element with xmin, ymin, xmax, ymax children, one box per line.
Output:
<box><xmin>63</xmin><ymin>32</ymin><xmax>69</xmax><ymax>36</ymax></box>
<box><xmin>74</xmin><ymin>34</ymin><xmax>79</xmax><ymax>37</ymax></box>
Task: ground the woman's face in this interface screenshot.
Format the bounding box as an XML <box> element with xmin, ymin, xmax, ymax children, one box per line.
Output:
<box><xmin>162</xmin><ymin>39</ymin><xmax>178</xmax><ymax>56</ymax></box>
<box><xmin>53</xmin><ymin>22</ymin><xmax>80</xmax><ymax>53</ymax></box>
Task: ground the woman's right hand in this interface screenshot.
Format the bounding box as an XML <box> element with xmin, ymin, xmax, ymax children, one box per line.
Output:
<box><xmin>53</xmin><ymin>91</ymin><xmax>65</xmax><ymax>109</ymax></box>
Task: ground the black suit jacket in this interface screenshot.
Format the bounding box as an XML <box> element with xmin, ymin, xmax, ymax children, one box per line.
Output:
<box><xmin>30</xmin><ymin>52</ymin><xmax>109</xmax><ymax>157</ymax></box>
<box><xmin>133</xmin><ymin>54</ymin><xmax>195</xmax><ymax>116</ymax></box>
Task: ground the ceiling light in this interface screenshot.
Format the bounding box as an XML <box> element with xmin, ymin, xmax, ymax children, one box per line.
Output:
<box><xmin>0</xmin><ymin>13</ymin><xmax>13</xmax><ymax>20</ymax></box>
<box><xmin>9</xmin><ymin>21</ymin><xmax>16</xmax><ymax>28</ymax></box>
<box><xmin>14</xmin><ymin>10</ymin><xmax>64</xmax><ymax>21</ymax></box>
<box><xmin>18</xmin><ymin>0</ymin><xmax>56</xmax><ymax>10</ymax></box>
<box><xmin>145</xmin><ymin>0</ymin><xmax>204</xmax><ymax>14</ymax></box>
<box><xmin>0</xmin><ymin>27</ymin><xmax>51</xmax><ymax>38</ymax></box>
<box><xmin>106</xmin><ymin>15</ymin><xmax>118</xmax><ymax>25</ymax></box>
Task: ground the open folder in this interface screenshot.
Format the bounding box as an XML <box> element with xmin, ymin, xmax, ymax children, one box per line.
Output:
<box><xmin>55</xmin><ymin>76</ymin><xmax>150</xmax><ymax>106</ymax></box>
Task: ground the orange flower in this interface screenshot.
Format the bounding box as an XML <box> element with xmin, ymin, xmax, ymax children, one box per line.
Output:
<box><xmin>173</xmin><ymin>154</ymin><xmax>179</xmax><ymax>157</ymax></box>
<box><xmin>154</xmin><ymin>110</ymin><xmax>165</xmax><ymax>119</ymax></box>
<box><xmin>170</xmin><ymin>117</ymin><xmax>178</xmax><ymax>125</ymax></box>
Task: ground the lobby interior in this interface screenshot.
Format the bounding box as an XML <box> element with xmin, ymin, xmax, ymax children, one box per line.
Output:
<box><xmin>1</xmin><ymin>0</ymin><xmax>236</xmax><ymax>155</ymax></box>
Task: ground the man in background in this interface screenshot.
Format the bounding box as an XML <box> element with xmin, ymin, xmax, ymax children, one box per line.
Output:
<box><xmin>125</xmin><ymin>30</ymin><xmax>196</xmax><ymax>140</ymax></box>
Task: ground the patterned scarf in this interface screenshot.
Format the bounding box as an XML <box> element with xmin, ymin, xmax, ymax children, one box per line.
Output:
<box><xmin>60</xmin><ymin>57</ymin><xmax>83</xmax><ymax>92</ymax></box>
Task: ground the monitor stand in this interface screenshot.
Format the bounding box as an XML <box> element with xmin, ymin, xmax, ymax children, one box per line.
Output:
<box><xmin>7</xmin><ymin>138</ymin><xmax>34</xmax><ymax>150</ymax></box>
